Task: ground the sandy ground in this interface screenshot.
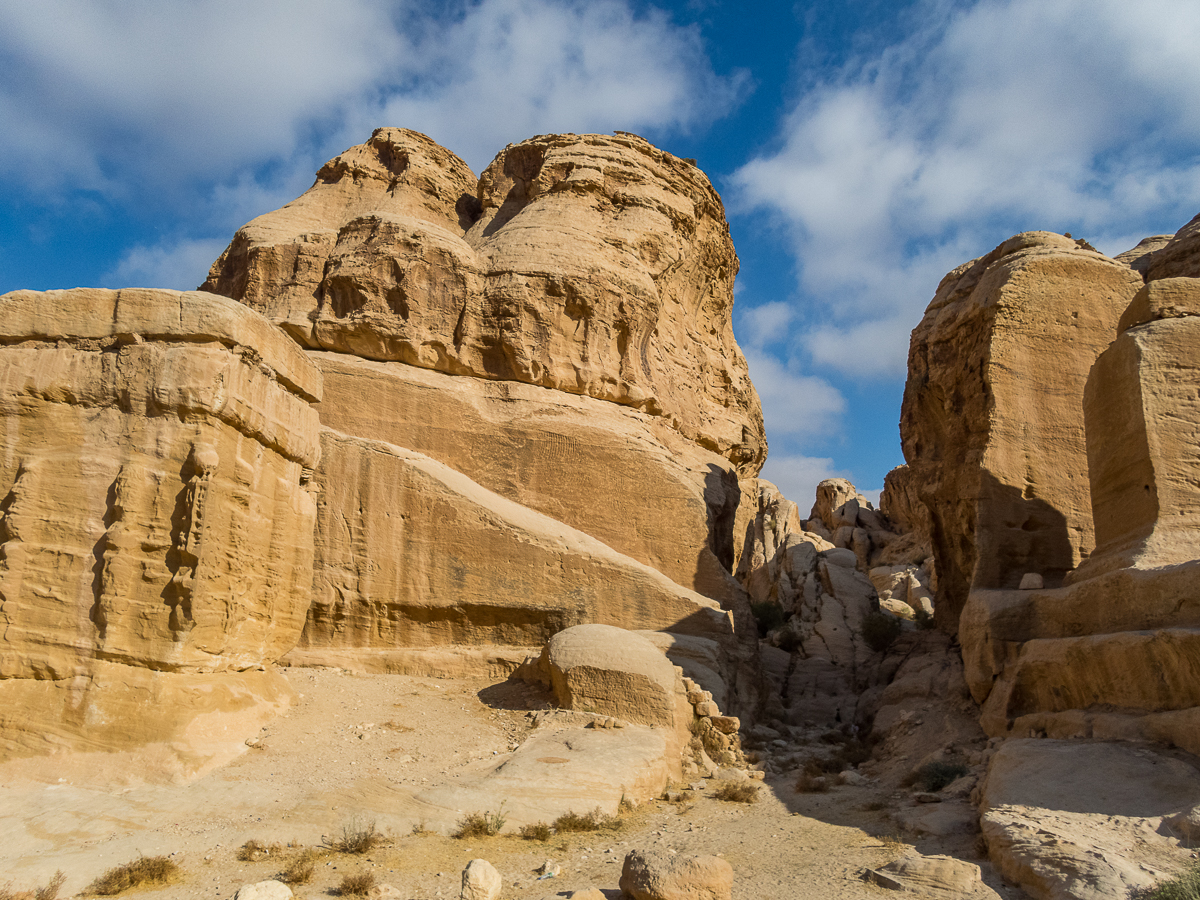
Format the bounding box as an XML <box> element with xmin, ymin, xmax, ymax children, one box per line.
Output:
<box><xmin>0</xmin><ymin>667</ymin><xmax>1021</xmax><ymax>899</ymax></box>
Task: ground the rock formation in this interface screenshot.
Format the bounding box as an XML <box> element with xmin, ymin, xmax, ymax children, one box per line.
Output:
<box><xmin>0</xmin><ymin>128</ymin><xmax>768</xmax><ymax>774</ymax></box>
<box><xmin>960</xmin><ymin>275</ymin><xmax>1200</xmax><ymax>752</ymax></box>
<box><xmin>900</xmin><ymin>232</ymin><xmax>1142</xmax><ymax>631</ymax></box>
<box><xmin>197</xmin><ymin>129</ymin><xmax>765</xmax><ymax>715</ymax></box>
<box><xmin>203</xmin><ymin>128</ymin><xmax>765</xmax><ymax>472</ymax></box>
<box><xmin>0</xmin><ymin>288</ymin><xmax>320</xmax><ymax>773</ymax></box>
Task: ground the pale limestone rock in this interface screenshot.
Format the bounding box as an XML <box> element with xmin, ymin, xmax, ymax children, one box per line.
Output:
<box><xmin>1145</xmin><ymin>212</ymin><xmax>1200</xmax><ymax>281</ymax></box>
<box><xmin>0</xmin><ymin>288</ymin><xmax>320</xmax><ymax>772</ymax></box>
<box><xmin>619</xmin><ymin>849</ymin><xmax>733</xmax><ymax>900</ymax></box>
<box><xmin>235</xmin><ymin>882</ymin><xmax>293</xmax><ymax>900</ymax></box>
<box><xmin>308</xmin><ymin>352</ymin><xmax>745</xmax><ymax>607</ymax></box>
<box><xmin>204</xmin><ymin>128</ymin><xmax>765</xmax><ymax>473</ymax></box>
<box><xmin>290</xmin><ymin>430</ymin><xmax>733</xmax><ymax>669</ymax></box>
<box><xmin>366</xmin><ymin>886</ymin><xmax>403</xmax><ymax>900</ymax></box>
<box><xmin>1017</xmin><ymin>573</ymin><xmax>1043</xmax><ymax>590</ymax></box>
<box><xmin>901</xmin><ymin>232</ymin><xmax>1141</xmax><ymax>631</ymax></box>
<box><xmin>1164</xmin><ymin>806</ymin><xmax>1200</xmax><ymax>842</ymax></box>
<box><xmin>980</xmin><ymin>740</ymin><xmax>1199</xmax><ymax>900</ymax></box>
<box><xmin>809</xmin><ymin>478</ymin><xmax>867</xmax><ymax>534</ymax></box>
<box><xmin>568</xmin><ymin>889</ymin><xmax>606</xmax><ymax>900</ymax></box>
<box><xmin>461</xmin><ymin>858</ymin><xmax>501</xmax><ymax>900</ymax></box>
<box><xmin>868</xmin><ymin>854</ymin><xmax>999</xmax><ymax>899</ymax></box>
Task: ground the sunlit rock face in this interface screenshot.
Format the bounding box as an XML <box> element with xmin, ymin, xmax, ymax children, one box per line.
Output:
<box><xmin>0</xmin><ymin>287</ymin><xmax>322</xmax><ymax>775</ymax></box>
<box><xmin>899</xmin><ymin>232</ymin><xmax>1141</xmax><ymax>631</ymax></box>
<box><xmin>204</xmin><ymin>128</ymin><xmax>765</xmax><ymax>475</ymax></box>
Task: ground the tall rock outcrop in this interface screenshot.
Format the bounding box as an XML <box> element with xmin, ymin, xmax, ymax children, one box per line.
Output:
<box><xmin>961</xmin><ymin>276</ymin><xmax>1200</xmax><ymax>753</ymax></box>
<box><xmin>900</xmin><ymin>232</ymin><xmax>1142</xmax><ymax>631</ymax></box>
<box><xmin>204</xmin><ymin>128</ymin><xmax>765</xmax><ymax>472</ymax></box>
<box><xmin>203</xmin><ymin>129</ymin><xmax>764</xmax><ymax>714</ymax></box>
<box><xmin>0</xmin><ymin>288</ymin><xmax>321</xmax><ymax>774</ymax></box>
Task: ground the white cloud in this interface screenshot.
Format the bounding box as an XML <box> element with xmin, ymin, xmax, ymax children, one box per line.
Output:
<box><xmin>758</xmin><ymin>454</ymin><xmax>850</xmax><ymax>511</ymax></box>
<box><xmin>103</xmin><ymin>238</ymin><xmax>228</xmax><ymax>291</ymax></box>
<box><xmin>0</xmin><ymin>0</ymin><xmax>742</xmax><ymax>197</ymax></box>
<box><xmin>743</xmin><ymin>349</ymin><xmax>845</xmax><ymax>436</ymax></box>
<box><xmin>734</xmin><ymin>0</ymin><xmax>1200</xmax><ymax>381</ymax></box>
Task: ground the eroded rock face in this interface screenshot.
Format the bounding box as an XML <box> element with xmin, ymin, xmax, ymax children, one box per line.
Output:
<box><xmin>900</xmin><ymin>232</ymin><xmax>1141</xmax><ymax>631</ymax></box>
<box><xmin>290</xmin><ymin>429</ymin><xmax>734</xmax><ymax>668</ymax></box>
<box><xmin>1144</xmin><ymin>212</ymin><xmax>1200</xmax><ymax>281</ymax></box>
<box><xmin>960</xmin><ymin>277</ymin><xmax>1200</xmax><ymax>750</ymax></box>
<box><xmin>204</xmin><ymin>128</ymin><xmax>765</xmax><ymax>473</ymax></box>
<box><xmin>0</xmin><ymin>288</ymin><xmax>321</xmax><ymax>771</ymax></box>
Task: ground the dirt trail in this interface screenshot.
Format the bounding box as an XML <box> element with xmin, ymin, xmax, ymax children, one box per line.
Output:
<box><xmin>1</xmin><ymin>668</ymin><xmax>1019</xmax><ymax>899</ymax></box>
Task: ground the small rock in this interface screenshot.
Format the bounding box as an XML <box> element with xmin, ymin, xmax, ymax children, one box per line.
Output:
<box><xmin>1166</xmin><ymin>805</ymin><xmax>1200</xmax><ymax>841</ymax></box>
<box><xmin>1018</xmin><ymin>572</ymin><xmax>1043</xmax><ymax>590</ymax></box>
<box><xmin>234</xmin><ymin>882</ymin><xmax>292</xmax><ymax>900</ymax></box>
<box><xmin>366</xmin><ymin>885</ymin><xmax>404</xmax><ymax>900</ymax></box>
<box><xmin>914</xmin><ymin>791</ymin><xmax>943</xmax><ymax>803</ymax></box>
<box><xmin>866</xmin><ymin>854</ymin><xmax>999</xmax><ymax>899</ymax></box>
<box><xmin>537</xmin><ymin>860</ymin><xmax>560</xmax><ymax>878</ymax></box>
<box><xmin>620</xmin><ymin>849</ymin><xmax>733</xmax><ymax>900</ymax></box>
<box><xmin>694</xmin><ymin>700</ymin><xmax>720</xmax><ymax>717</ymax></box>
<box><xmin>710</xmin><ymin>716</ymin><xmax>740</xmax><ymax>735</ymax></box>
<box><xmin>569</xmin><ymin>890</ymin><xmax>606</xmax><ymax>900</ymax></box>
<box><xmin>461</xmin><ymin>858</ymin><xmax>501</xmax><ymax>900</ymax></box>
<box><xmin>689</xmin><ymin>782</ymin><xmax>706</xmax><ymax>792</ymax></box>
<box><xmin>840</xmin><ymin>770</ymin><xmax>868</xmax><ymax>786</ymax></box>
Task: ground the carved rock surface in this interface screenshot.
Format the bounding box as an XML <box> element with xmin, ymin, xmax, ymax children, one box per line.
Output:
<box><xmin>204</xmin><ymin>128</ymin><xmax>765</xmax><ymax>473</ymax></box>
<box><xmin>291</xmin><ymin>429</ymin><xmax>733</xmax><ymax>668</ymax></box>
<box><xmin>619</xmin><ymin>849</ymin><xmax>733</xmax><ymax>900</ymax></box>
<box><xmin>900</xmin><ymin>232</ymin><xmax>1141</xmax><ymax>631</ymax></box>
<box><xmin>0</xmin><ymin>288</ymin><xmax>320</xmax><ymax>770</ymax></box>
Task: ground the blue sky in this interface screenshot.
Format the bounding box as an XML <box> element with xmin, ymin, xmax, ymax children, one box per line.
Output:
<box><xmin>3</xmin><ymin>0</ymin><xmax>1199</xmax><ymax>507</ymax></box>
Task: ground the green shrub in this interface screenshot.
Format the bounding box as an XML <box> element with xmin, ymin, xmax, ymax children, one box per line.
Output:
<box><xmin>861</xmin><ymin>610</ymin><xmax>902</xmax><ymax>652</ymax></box>
<box><xmin>1132</xmin><ymin>863</ymin><xmax>1200</xmax><ymax>900</ymax></box>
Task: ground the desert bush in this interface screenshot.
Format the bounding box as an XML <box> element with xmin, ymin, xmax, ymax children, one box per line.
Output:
<box><xmin>795</xmin><ymin>759</ymin><xmax>831</xmax><ymax>794</ymax></box>
<box><xmin>1131</xmin><ymin>863</ymin><xmax>1200</xmax><ymax>900</ymax></box>
<box><xmin>454</xmin><ymin>805</ymin><xmax>506</xmax><ymax>838</ymax></box>
<box><xmin>914</xmin><ymin>609</ymin><xmax>935</xmax><ymax>629</ymax></box>
<box><xmin>280</xmin><ymin>849</ymin><xmax>320</xmax><ymax>886</ymax></box>
<box><xmin>87</xmin><ymin>856</ymin><xmax>179</xmax><ymax>896</ymax></box>
<box><xmin>337</xmin><ymin>871</ymin><xmax>377</xmax><ymax>896</ymax></box>
<box><xmin>915</xmin><ymin>761</ymin><xmax>969</xmax><ymax>792</ymax></box>
<box><xmin>713</xmin><ymin>781</ymin><xmax>760</xmax><ymax>803</ymax></box>
<box><xmin>0</xmin><ymin>871</ymin><xmax>66</xmax><ymax>900</ymax></box>
<box><xmin>330</xmin><ymin>818</ymin><xmax>384</xmax><ymax>854</ymax></box>
<box><xmin>519</xmin><ymin>822</ymin><xmax>552</xmax><ymax>841</ymax></box>
<box><xmin>552</xmin><ymin>808</ymin><xmax>619</xmax><ymax>833</ymax></box>
<box><xmin>236</xmin><ymin>839</ymin><xmax>282</xmax><ymax>861</ymax></box>
<box><xmin>861</xmin><ymin>610</ymin><xmax>903</xmax><ymax>652</ymax></box>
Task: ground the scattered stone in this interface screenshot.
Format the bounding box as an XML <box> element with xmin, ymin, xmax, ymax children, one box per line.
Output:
<box><xmin>366</xmin><ymin>885</ymin><xmax>404</xmax><ymax>900</ymax></box>
<box><xmin>234</xmin><ymin>882</ymin><xmax>292</xmax><ymax>900</ymax></box>
<box><xmin>867</xmin><ymin>854</ymin><xmax>1000</xmax><ymax>899</ymax></box>
<box><xmin>619</xmin><ymin>849</ymin><xmax>733</xmax><ymax>900</ymax></box>
<box><xmin>461</xmin><ymin>858</ymin><xmax>501</xmax><ymax>900</ymax></box>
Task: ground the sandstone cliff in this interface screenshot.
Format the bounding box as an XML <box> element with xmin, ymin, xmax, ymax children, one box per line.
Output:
<box><xmin>0</xmin><ymin>288</ymin><xmax>321</xmax><ymax>774</ymax></box>
<box><xmin>204</xmin><ymin>128</ymin><xmax>765</xmax><ymax>473</ymax></box>
<box><xmin>900</xmin><ymin>232</ymin><xmax>1141</xmax><ymax>631</ymax></box>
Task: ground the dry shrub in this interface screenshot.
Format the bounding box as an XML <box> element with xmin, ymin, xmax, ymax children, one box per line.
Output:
<box><xmin>87</xmin><ymin>856</ymin><xmax>179</xmax><ymax>896</ymax></box>
<box><xmin>382</xmin><ymin>720</ymin><xmax>414</xmax><ymax>733</ymax></box>
<box><xmin>454</xmin><ymin>806</ymin><xmax>506</xmax><ymax>838</ymax></box>
<box><xmin>1130</xmin><ymin>863</ymin><xmax>1200</xmax><ymax>900</ymax></box>
<box><xmin>330</xmin><ymin>819</ymin><xmax>384</xmax><ymax>854</ymax></box>
<box><xmin>337</xmin><ymin>871</ymin><xmax>377</xmax><ymax>896</ymax></box>
<box><xmin>519</xmin><ymin>822</ymin><xmax>552</xmax><ymax>841</ymax></box>
<box><xmin>236</xmin><ymin>839</ymin><xmax>282</xmax><ymax>861</ymax></box>
<box><xmin>795</xmin><ymin>760</ymin><xmax>831</xmax><ymax>794</ymax></box>
<box><xmin>552</xmin><ymin>808</ymin><xmax>619</xmax><ymax>833</ymax></box>
<box><xmin>713</xmin><ymin>781</ymin><xmax>760</xmax><ymax>803</ymax></box>
<box><xmin>914</xmin><ymin>761</ymin><xmax>969</xmax><ymax>792</ymax></box>
<box><xmin>0</xmin><ymin>871</ymin><xmax>65</xmax><ymax>900</ymax></box>
<box><xmin>280</xmin><ymin>849</ymin><xmax>320</xmax><ymax>886</ymax></box>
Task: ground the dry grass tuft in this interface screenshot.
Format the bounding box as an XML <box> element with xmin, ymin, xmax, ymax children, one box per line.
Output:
<box><xmin>795</xmin><ymin>760</ymin><xmax>831</xmax><ymax>794</ymax></box>
<box><xmin>519</xmin><ymin>822</ymin><xmax>552</xmax><ymax>841</ymax></box>
<box><xmin>236</xmin><ymin>839</ymin><xmax>282</xmax><ymax>861</ymax></box>
<box><xmin>337</xmin><ymin>871</ymin><xmax>377</xmax><ymax>896</ymax></box>
<box><xmin>454</xmin><ymin>805</ymin><xmax>507</xmax><ymax>838</ymax></box>
<box><xmin>552</xmin><ymin>808</ymin><xmax>619</xmax><ymax>833</ymax></box>
<box><xmin>713</xmin><ymin>780</ymin><xmax>760</xmax><ymax>803</ymax></box>
<box><xmin>87</xmin><ymin>856</ymin><xmax>180</xmax><ymax>896</ymax></box>
<box><xmin>329</xmin><ymin>819</ymin><xmax>385</xmax><ymax>854</ymax></box>
<box><xmin>280</xmin><ymin>849</ymin><xmax>321</xmax><ymax>885</ymax></box>
<box><xmin>0</xmin><ymin>871</ymin><xmax>66</xmax><ymax>900</ymax></box>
